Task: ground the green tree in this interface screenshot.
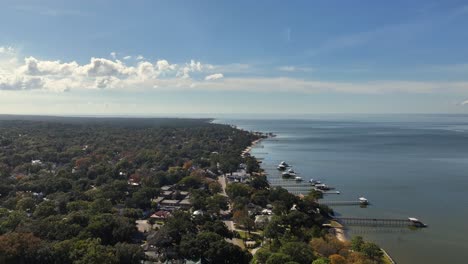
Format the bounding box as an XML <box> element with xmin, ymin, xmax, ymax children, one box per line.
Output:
<box><xmin>279</xmin><ymin>242</ymin><xmax>315</xmax><ymax>264</ymax></box>
<box><xmin>351</xmin><ymin>236</ymin><xmax>364</xmax><ymax>252</ymax></box>
<box><xmin>114</xmin><ymin>242</ymin><xmax>145</xmax><ymax>264</ymax></box>
<box><xmin>34</xmin><ymin>200</ymin><xmax>57</xmax><ymax>218</ymax></box>
<box><xmin>361</xmin><ymin>242</ymin><xmax>383</xmax><ymax>261</ymax></box>
<box><xmin>312</xmin><ymin>257</ymin><xmax>330</xmax><ymax>264</ymax></box>
<box><xmin>266</xmin><ymin>253</ymin><xmax>292</xmax><ymax>264</ymax></box>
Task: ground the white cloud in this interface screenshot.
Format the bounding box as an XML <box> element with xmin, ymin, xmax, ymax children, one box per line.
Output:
<box><xmin>205</xmin><ymin>73</ymin><xmax>224</xmax><ymax>81</ymax></box>
<box><xmin>110</xmin><ymin>52</ymin><xmax>117</xmax><ymax>59</ymax></box>
<box><xmin>459</xmin><ymin>100</ymin><xmax>468</xmax><ymax>105</ymax></box>
<box><xmin>123</xmin><ymin>56</ymin><xmax>132</xmax><ymax>60</ymax></box>
<box><xmin>2</xmin><ymin>48</ymin><xmax>468</xmax><ymax>95</ymax></box>
<box><xmin>136</xmin><ymin>55</ymin><xmax>144</xmax><ymax>60</ymax></box>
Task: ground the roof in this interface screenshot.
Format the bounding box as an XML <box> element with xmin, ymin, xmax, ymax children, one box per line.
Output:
<box><xmin>151</xmin><ymin>197</ymin><xmax>165</xmax><ymax>203</ymax></box>
<box><xmin>151</xmin><ymin>211</ymin><xmax>172</xmax><ymax>218</ymax></box>
<box><xmin>160</xmin><ymin>185</ymin><xmax>173</xmax><ymax>191</ymax></box>
<box><xmin>160</xmin><ymin>199</ymin><xmax>179</xmax><ymax>205</ymax></box>
<box><xmin>179</xmin><ymin>199</ymin><xmax>191</xmax><ymax>205</ymax></box>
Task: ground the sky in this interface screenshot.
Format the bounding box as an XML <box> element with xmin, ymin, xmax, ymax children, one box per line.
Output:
<box><xmin>1</xmin><ymin>0</ymin><xmax>468</xmax><ymax>116</ymax></box>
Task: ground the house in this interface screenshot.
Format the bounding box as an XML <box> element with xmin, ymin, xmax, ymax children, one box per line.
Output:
<box><xmin>255</xmin><ymin>215</ymin><xmax>272</xmax><ymax>229</ymax></box>
<box><xmin>150</xmin><ymin>210</ymin><xmax>172</xmax><ymax>221</ymax></box>
<box><xmin>226</xmin><ymin>169</ymin><xmax>251</xmax><ymax>183</ymax></box>
<box><xmin>161</xmin><ymin>190</ymin><xmax>174</xmax><ymax>198</ymax></box>
<box><xmin>160</xmin><ymin>185</ymin><xmax>173</xmax><ymax>192</ymax></box>
<box><xmin>178</xmin><ymin>199</ymin><xmax>192</xmax><ymax>210</ymax></box>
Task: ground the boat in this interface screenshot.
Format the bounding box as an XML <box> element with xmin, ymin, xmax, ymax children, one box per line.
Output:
<box><xmin>358</xmin><ymin>197</ymin><xmax>369</xmax><ymax>205</ymax></box>
<box><xmin>295</xmin><ymin>176</ymin><xmax>303</xmax><ymax>181</ymax></box>
<box><xmin>277</xmin><ymin>164</ymin><xmax>287</xmax><ymax>170</ymax></box>
<box><xmin>277</xmin><ymin>161</ymin><xmax>289</xmax><ymax>170</ymax></box>
<box><xmin>309</xmin><ymin>179</ymin><xmax>321</xmax><ymax>185</ymax></box>
<box><xmin>408</xmin><ymin>217</ymin><xmax>427</xmax><ymax>228</ymax></box>
<box><xmin>282</xmin><ymin>171</ymin><xmax>296</xmax><ymax>178</ymax></box>
<box><xmin>315</xmin><ymin>184</ymin><xmax>332</xmax><ymax>191</ymax></box>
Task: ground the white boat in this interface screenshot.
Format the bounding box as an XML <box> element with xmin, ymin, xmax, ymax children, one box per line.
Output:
<box><xmin>309</xmin><ymin>179</ymin><xmax>321</xmax><ymax>185</ymax></box>
<box><xmin>277</xmin><ymin>164</ymin><xmax>287</xmax><ymax>170</ymax></box>
<box><xmin>315</xmin><ymin>184</ymin><xmax>332</xmax><ymax>191</ymax></box>
<box><xmin>359</xmin><ymin>197</ymin><xmax>369</xmax><ymax>205</ymax></box>
<box><xmin>282</xmin><ymin>171</ymin><xmax>296</xmax><ymax>178</ymax></box>
<box><xmin>295</xmin><ymin>176</ymin><xmax>303</xmax><ymax>181</ymax></box>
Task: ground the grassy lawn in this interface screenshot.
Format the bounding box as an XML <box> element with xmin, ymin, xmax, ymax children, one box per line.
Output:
<box><xmin>330</xmin><ymin>220</ymin><xmax>344</xmax><ymax>228</ymax></box>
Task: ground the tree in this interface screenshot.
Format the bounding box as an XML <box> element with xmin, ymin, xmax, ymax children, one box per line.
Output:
<box><xmin>226</xmin><ymin>183</ymin><xmax>252</xmax><ymax>200</ymax></box>
<box><xmin>34</xmin><ymin>200</ymin><xmax>57</xmax><ymax>218</ymax></box>
<box><xmin>329</xmin><ymin>254</ymin><xmax>346</xmax><ymax>264</ymax></box>
<box><xmin>351</xmin><ymin>236</ymin><xmax>364</xmax><ymax>252</ymax></box>
<box><xmin>310</xmin><ymin>235</ymin><xmax>346</xmax><ymax>258</ymax></box>
<box><xmin>114</xmin><ymin>242</ymin><xmax>145</xmax><ymax>264</ymax></box>
<box><xmin>206</xmin><ymin>194</ymin><xmax>229</xmax><ymax>215</ymax></box>
<box><xmin>208</xmin><ymin>182</ymin><xmax>222</xmax><ymax>194</ymax></box>
<box><xmin>279</xmin><ymin>242</ymin><xmax>315</xmax><ymax>264</ymax></box>
<box><xmin>68</xmin><ymin>238</ymin><xmax>118</xmax><ymax>264</ymax></box>
<box><xmin>201</xmin><ymin>220</ymin><xmax>233</xmax><ymax>239</ymax></box>
<box><xmin>266</xmin><ymin>253</ymin><xmax>292</xmax><ymax>264</ymax></box>
<box><xmin>312</xmin><ymin>258</ymin><xmax>330</xmax><ymax>264</ymax></box>
<box><xmin>233</xmin><ymin>209</ymin><xmax>254</xmax><ymax>233</ymax></box>
<box><xmin>16</xmin><ymin>197</ymin><xmax>36</xmax><ymax>212</ymax></box>
<box><xmin>264</xmin><ymin>217</ymin><xmax>285</xmax><ymax>240</ymax></box>
<box><xmin>0</xmin><ymin>232</ymin><xmax>43</xmax><ymax>263</ymax></box>
<box><xmin>360</xmin><ymin>242</ymin><xmax>383</xmax><ymax>261</ymax></box>
<box><xmin>254</xmin><ymin>247</ymin><xmax>272</xmax><ymax>264</ymax></box>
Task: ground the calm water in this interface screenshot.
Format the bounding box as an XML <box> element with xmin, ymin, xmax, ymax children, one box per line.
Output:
<box><xmin>215</xmin><ymin>115</ymin><xmax>468</xmax><ymax>264</ymax></box>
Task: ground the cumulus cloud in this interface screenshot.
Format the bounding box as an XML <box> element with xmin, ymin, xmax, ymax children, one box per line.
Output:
<box><xmin>2</xmin><ymin>47</ymin><xmax>468</xmax><ymax>95</ymax></box>
<box><xmin>205</xmin><ymin>73</ymin><xmax>224</xmax><ymax>81</ymax></box>
<box><xmin>123</xmin><ymin>56</ymin><xmax>132</xmax><ymax>60</ymax></box>
<box><xmin>0</xmin><ymin>50</ymin><xmax>214</xmax><ymax>92</ymax></box>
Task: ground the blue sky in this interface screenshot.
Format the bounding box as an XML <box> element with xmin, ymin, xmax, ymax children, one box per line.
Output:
<box><xmin>1</xmin><ymin>0</ymin><xmax>468</xmax><ymax>115</ymax></box>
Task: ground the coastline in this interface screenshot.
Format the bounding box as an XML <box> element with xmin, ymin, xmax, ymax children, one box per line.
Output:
<box><xmin>243</xmin><ymin>131</ymin><xmax>349</xmax><ymax>244</ymax></box>
<box><xmin>242</xmin><ymin>127</ymin><xmax>397</xmax><ymax>263</ymax></box>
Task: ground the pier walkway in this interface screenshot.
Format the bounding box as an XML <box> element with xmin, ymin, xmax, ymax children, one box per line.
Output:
<box><xmin>335</xmin><ymin>217</ymin><xmax>427</xmax><ymax>228</ymax></box>
<box><xmin>320</xmin><ymin>200</ymin><xmax>368</xmax><ymax>206</ymax></box>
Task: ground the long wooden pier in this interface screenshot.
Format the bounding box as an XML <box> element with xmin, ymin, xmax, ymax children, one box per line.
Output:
<box><xmin>321</xmin><ymin>201</ymin><xmax>367</xmax><ymax>206</ymax></box>
<box><xmin>335</xmin><ymin>217</ymin><xmax>427</xmax><ymax>228</ymax></box>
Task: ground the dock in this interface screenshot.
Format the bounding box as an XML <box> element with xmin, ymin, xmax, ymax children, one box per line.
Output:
<box><xmin>320</xmin><ymin>197</ymin><xmax>369</xmax><ymax>206</ymax></box>
<box><xmin>335</xmin><ymin>217</ymin><xmax>427</xmax><ymax>228</ymax></box>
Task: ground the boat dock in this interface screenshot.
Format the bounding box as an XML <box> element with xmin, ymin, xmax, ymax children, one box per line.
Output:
<box><xmin>335</xmin><ymin>217</ymin><xmax>427</xmax><ymax>228</ymax></box>
<box><xmin>321</xmin><ymin>197</ymin><xmax>369</xmax><ymax>206</ymax></box>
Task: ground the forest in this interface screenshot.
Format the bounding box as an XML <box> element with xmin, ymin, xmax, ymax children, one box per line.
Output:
<box><xmin>0</xmin><ymin>117</ymin><xmax>258</xmax><ymax>263</ymax></box>
<box><xmin>0</xmin><ymin>116</ymin><xmax>384</xmax><ymax>264</ymax></box>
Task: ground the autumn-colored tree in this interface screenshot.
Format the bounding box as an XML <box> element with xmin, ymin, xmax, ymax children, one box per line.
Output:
<box><xmin>75</xmin><ymin>157</ymin><xmax>92</xmax><ymax>170</ymax></box>
<box><xmin>183</xmin><ymin>160</ymin><xmax>193</xmax><ymax>170</ymax></box>
<box><xmin>233</xmin><ymin>209</ymin><xmax>254</xmax><ymax>233</ymax></box>
<box><xmin>329</xmin><ymin>254</ymin><xmax>346</xmax><ymax>264</ymax></box>
<box><xmin>0</xmin><ymin>232</ymin><xmax>42</xmax><ymax>262</ymax></box>
<box><xmin>310</xmin><ymin>235</ymin><xmax>347</xmax><ymax>257</ymax></box>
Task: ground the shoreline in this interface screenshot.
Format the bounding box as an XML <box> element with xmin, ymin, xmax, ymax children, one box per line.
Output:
<box><xmin>242</xmin><ymin>128</ymin><xmax>397</xmax><ymax>263</ymax></box>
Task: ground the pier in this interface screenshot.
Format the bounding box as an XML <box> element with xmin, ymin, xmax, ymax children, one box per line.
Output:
<box><xmin>335</xmin><ymin>217</ymin><xmax>427</xmax><ymax>228</ymax></box>
<box><xmin>321</xmin><ymin>197</ymin><xmax>369</xmax><ymax>206</ymax></box>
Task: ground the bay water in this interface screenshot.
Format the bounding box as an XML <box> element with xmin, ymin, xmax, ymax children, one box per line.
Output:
<box><xmin>215</xmin><ymin>115</ymin><xmax>468</xmax><ymax>264</ymax></box>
